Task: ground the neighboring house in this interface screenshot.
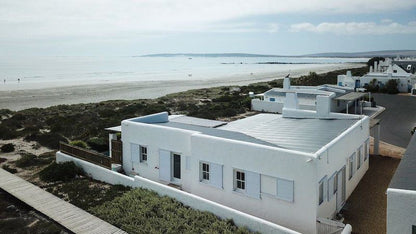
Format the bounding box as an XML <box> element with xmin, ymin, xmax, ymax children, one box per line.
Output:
<box><xmin>108</xmin><ymin>93</ymin><xmax>370</xmax><ymax>234</ymax></box>
<box><xmin>386</xmin><ymin>134</ymin><xmax>416</xmax><ymax>234</ymax></box>
<box><xmin>251</xmin><ymin>77</ymin><xmax>365</xmax><ymax>114</ymax></box>
<box><xmin>338</xmin><ymin>60</ymin><xmax>416</xmax><ymax>93</ymax></box>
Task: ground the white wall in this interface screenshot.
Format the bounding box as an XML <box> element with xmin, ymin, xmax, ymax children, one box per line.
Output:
<box><xmin>56</xmin><ymin>152</ymin><xmax>299</xmax><ymax>234</ymax></box>
<box><xmin>251</xmin><ymin>99</ymin><xmax>283</xmax><ymax>113</ymax></box>
<box><xmin>188</xmin><ymin>134</ymin><xmax>318</xmax><ymax>234</ymax></box>
<box><xmin>121</xmin><ymin>120</ymin><xmax>194</xmax><ymax>184</ymax></box>
<box><xmin>316</xmin><ymin>117</ymin><xmax>370</xmax><ymax>219</ymax></box>
<box><xmin>387</xmin><ymin>188</ymin><xmax>416</xmax><ymax>234</ymax></box>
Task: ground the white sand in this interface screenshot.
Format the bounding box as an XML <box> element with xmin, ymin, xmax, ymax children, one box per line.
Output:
<box><xmin>0</xmin><ymin>63</ymin><xmax>363</xmax><ymax>111</ymax></box>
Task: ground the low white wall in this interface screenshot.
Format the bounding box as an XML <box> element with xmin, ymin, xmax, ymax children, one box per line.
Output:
<box><xmin>387</xmin><ymin>188</ymin><xmax>416</xmax><ymax>234</ymax></box>
<box><xmin>251</xmin><ymin>99</ymin><xmax>283</xmax><ymax>113</ymax></box>
<box><xmin>56</xmin><ymin>152</ymin><xmax>299</xmax><ymax>234</ymax></box>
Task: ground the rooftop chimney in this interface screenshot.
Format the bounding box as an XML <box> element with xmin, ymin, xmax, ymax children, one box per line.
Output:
<box><xmin>284</xmin><ymin>92</ymin><xmax>298</xmax><ymax>109</ymax></box>
<box><xmin>346</xmin><ymin>71</ymin><xmax>352</xmax><ymax>77</ymax></box>
<box><xmin>283</xmin><ymin>77</ymin><xmax>291</xmax><ymax>90</ymax></box>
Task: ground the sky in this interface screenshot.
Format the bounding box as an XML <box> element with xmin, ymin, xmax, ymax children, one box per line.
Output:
<box><xmin>0</xmin><ymin>0</ymin><xmax>416</xmax><ymax>56</ymax></box>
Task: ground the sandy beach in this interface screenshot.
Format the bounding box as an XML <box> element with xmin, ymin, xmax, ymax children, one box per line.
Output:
<box><xmin>0</xmin><ymin>63</ymin><xmax>363</xmax><ymax>111</ymax></box>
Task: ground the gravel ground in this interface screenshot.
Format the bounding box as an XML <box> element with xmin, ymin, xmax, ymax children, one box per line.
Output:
<box><xmin>342</xmin><ymin>155</ymin><xmax>400</xmax><ymax>234</ymax></box>
<box><xmin>372</xmin><ymin>93</ymin><xmax>416</xmax><ymax>148</ymax></box>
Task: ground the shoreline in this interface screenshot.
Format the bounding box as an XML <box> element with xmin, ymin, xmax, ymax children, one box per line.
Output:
<box><xmin>0</xmin><ymin>63</ymin><xmax>364</xmax><ymax>111</ymax></box>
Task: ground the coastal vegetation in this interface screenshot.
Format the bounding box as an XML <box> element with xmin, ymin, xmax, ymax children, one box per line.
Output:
<box><xmin>90</xmin><ymin>188</ymin><xmax>253</xmax><ymax>234</ymax></box>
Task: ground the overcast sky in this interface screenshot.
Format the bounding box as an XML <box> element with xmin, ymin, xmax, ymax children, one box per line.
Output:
<box><xmin>1</xmin><ymin>0</ymin><xmax>416</xmax><ymax>56</ymax></box>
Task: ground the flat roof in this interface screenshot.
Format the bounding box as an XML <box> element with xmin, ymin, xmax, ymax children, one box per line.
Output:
<box><xmin>169</xmin><ymin>115</ymin><xmax>226</xmax><ymax>128</ymax></box>
<box><xmin>334</xmin><ymin>92</ymin><xmax>367</xmax><ymax>101</ymax></box>
<box><xmin>218</xmin><ymin>114</ymin><xmax>359</xmax><ymax>153</ymax></box>
<box><xmin>153</xmin><ymin>121</ymin><xmax>277</xmax><ymax>148</ymax></box>
<box><xmin>389</xmin><ymin>134</ymin><xmax>416</xmax><ymax>191</ymax></box>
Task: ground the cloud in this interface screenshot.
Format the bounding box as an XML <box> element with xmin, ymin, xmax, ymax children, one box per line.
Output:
<box><xmin>290</xmin><ymin>21</ymin><xmax>416</xmax><ymax>35</ymax></box>
<box><xmin>0</xmin><ymin>0</ymin><xmax>415</xmax><ymax>39</ymax></box>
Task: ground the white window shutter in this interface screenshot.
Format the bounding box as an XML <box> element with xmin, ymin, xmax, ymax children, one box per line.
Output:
<box><xmin>246</xmin><ymin>171</ymin><xmax>260</xmax><ymax>199</ymax></box>
<box><xmin>210</xmin><ymin>163</ymin><xmax>223</xmax><ymax>189</ymax></box>
<box><xmin>185</xmin><ymin>156</ymin><xmax>191</xmax><ymax>170</ymax></box>
<box><xmin>277</xmin><ymin>178</ymin><xmax>294</xmax><ymax>202</ymax></box>
<box><xmin>159</xmin><ymin>149</ymin><xmax>171</xmax><ymax>182</ymax></box>
<box><xmin>328</xmin><ymin>175</ymin><xmax>334</xmax><ymax>201</ymax></box>
<box><xmin>131</xmin><ymin>143</ymin><xmax>139</xmax><ymax>162</ymax></box>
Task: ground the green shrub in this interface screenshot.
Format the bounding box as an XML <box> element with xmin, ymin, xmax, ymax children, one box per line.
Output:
<box><xmin>69</xmin><ymin>140</ymin><xmax>88</xmax><ymax>149</ymax></box>
<box><xmin>15</xmin><ymin>153</ymin><xmax>51</xmax><ymax>168</ymax></box>
<box><xmin>1</xmin><ymin>143</ymin><xmax>15</xmax><ymax>153</ymax></box>
<box><xmin>24</xmin><ymin>132</ymin><xmax>68</xmax><ymax>149</ymax></box>
<box><xmin>87</xmin><ymin>137</ymin><xmax>107</xmax><ymax>152</ymax></box>
<box><xmin>385</xmin><ymin>79</ymin><xmax>399</xmax><ymax>94</ymax></box>
<box><xmin>2</xmin><ymin>165</ymin><xmax>17</xmax><ymax>174</ymax></box>
<box><xmin>90</xmin><ymin>188</ymin><xmax>254</xmax><ymax>234</ymax></box>
<box><xmin>39</xmin><ymin>162</ymin><xmax>84</xmax><ymax>182</ymax></box>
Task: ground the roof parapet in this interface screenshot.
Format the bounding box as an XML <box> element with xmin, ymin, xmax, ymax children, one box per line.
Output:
<box><xmin>282</xmin><ymin>93</ymin><xmax>361</xmax><ymax>120</ymax></box>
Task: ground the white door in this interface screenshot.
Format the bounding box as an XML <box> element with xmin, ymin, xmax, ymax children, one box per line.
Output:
<box><xmin>159</xmin><ymin>149</ymin><xmax>171</xmax><ymax>182</ymax></box>
<box><xmin>336</xmin><ymin>166</ymin><xmax>346</xmax><ymax>212</ymax></box>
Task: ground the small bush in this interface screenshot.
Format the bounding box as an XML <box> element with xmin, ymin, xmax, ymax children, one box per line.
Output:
<box><xmin>2</xmin><ymin>165</ymin><xmax>17</xmax><ymax>174</ymax></box>
<box><xmin>15</xmin><ymin>153</ymin><xmax>39</xmax><ymax>168</ymax></box>
<box><xmin>24</xmin><ymin>132</ymin><xmax>68</xmax><ymax>149</ymax></box>
<box><xmin>87</xmin><ymin>137</ymin><xmax>107</xmax><ymax>152</ymax></box>
<box><xmin>69</xmin><ymin>140</ymin><xmax>88</xmax><ymax>149</ymax></box>
<box><xmin>39</xmin><ymin>162</ymin><xmax>84</xmax><ymax>182</ymax></box>
<box><xmin>1</xmin><ymin>143</ymin><xmax>15</xmax><ymax>153</ymax></box>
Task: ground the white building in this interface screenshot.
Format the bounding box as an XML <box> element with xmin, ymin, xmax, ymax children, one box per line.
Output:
<box><xmin>252</xmin><ymin>77</ymin><xmax>365</xmax><ymax>114</ymax></box>
<box><xmin>110</xmin><ymin>94</ymin><xmax>370</xmax><ymax>234</ymax></box>
<box><xmin>387</xmin><ymin>134</ymin><xmax>416</xmax><ymax>234</ymax></box>
<box><xmin>337</xmin><ymin>60</ymin><xmax>416</xmax><ymax>93</ymax></box>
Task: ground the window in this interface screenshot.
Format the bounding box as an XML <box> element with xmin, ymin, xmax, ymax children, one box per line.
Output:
<box><xmin>319</xmin><ymin>180</ymin><xmax>324</xmax><ymax>205</ymax></box>
<box><xmin>349</xmin><ymin>153</ymin><xmax>355</xmax><ymax>180</ymax></box>
<box><xmin>200</xmin><ymin>162</ymin><xmax>223</xmax><ymax>189</ymax></box>
<box><xmin>201</xmin><ymin>162</ymin><xmax>210</xmax><ymax>181</ymax></box>
<box><xmin>357</xmin><ymin>147</ymin><xmax>362</xmax><ymax>170</ymax></box>
<box><xmin>269</xmin><ymin>97</ymin><xmax>275</xmax><ymax>102</ymax></box>
<box><xmin>364</xmin><ymin>140</ymin><xmax>369</xmax><ymax>161</ymax></box>
<box><xmin>140</xmin><ymin>146</ymin><xmax>147</xmax><ymax>162</ymax></box>
<box><xmin>337</xmin><ymin>100</ymin><xmax>340</xmax><ymax>107</ymax></box>
<box><xmin>235</xmin><ymin>170</ymin><xmax>246</xmax><ymax>190</ymax></box>
<box><xmin>333</xmin><ymin>174</ymin><xmax>338</xmax><ymax>194</ymax></box>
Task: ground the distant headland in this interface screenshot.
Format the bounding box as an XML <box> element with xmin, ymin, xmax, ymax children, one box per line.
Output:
<box><xmin>140</xmin><ymin>50</ymin><xmax>416</xmax><ymax>58</ymax></box>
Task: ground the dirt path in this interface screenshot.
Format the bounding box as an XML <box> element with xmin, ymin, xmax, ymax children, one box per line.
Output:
<box><xmin>342</xmin><ymin>155</ymin><xmax>400</xmax><ymax>234</ymax></box>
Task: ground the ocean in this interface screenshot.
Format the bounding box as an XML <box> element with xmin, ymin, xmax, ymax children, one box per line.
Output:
<box><xmin>0</xmin><ymin>56</ymin><xmax>367</xmax><ymax>90</ymax></box>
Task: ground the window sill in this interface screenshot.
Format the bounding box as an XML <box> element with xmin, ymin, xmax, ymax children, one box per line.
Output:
<box><xmin>198</xmin><ymin>180</ymin><xmax>223</xmax><ymax>190</ymax></box>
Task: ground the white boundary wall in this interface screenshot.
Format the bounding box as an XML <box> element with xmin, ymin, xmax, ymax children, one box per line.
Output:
<box><xmin>56</xmin><ymin>152</ymin><xmax>299</xmax><ymax>234</ymax></box>
<box><xmin>387</xmin><ymin>188</ymin><xmax>416</xmax><ymax>234</ymax></box>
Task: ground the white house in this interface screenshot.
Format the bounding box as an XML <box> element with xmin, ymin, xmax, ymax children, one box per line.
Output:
<box><xmin>337</xmin><ymin>60</ymin><xmax>416</xmax><ymax>93</ymax></box>
<box><xmin>111</xmin><ymin>93</ymin><xmax>370</xmax><ymax>234</ymax></box>
<box><xmin>386</xmin><ymin>134</ymin><xmax>416</xmax><ymax>234</ymax></box>
<box><xmin>251</xmin><ymin>77</ymin><xmax>365</xmax><ymax>114</ymax></box>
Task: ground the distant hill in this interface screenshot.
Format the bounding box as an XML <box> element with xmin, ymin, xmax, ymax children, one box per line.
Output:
<box><xmin>139</xmin><ymin>53</ymin><xmax>281</xmax><ymax>58</ymax></box>
<box><xmin>140</xmin><ymin>50</ymin><xmax>416</xmax><ymax>58</ymax></box>
<box><xmin>304</xmin><ymin>50</ymin><xmax>416</xmax><ymax>58</ymax></box>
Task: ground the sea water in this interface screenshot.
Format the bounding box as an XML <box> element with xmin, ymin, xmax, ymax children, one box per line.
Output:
<box><xmin>0</xmin><ymin>56</ymin><xmax>367</xmax><ymax>90</ymax></box>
